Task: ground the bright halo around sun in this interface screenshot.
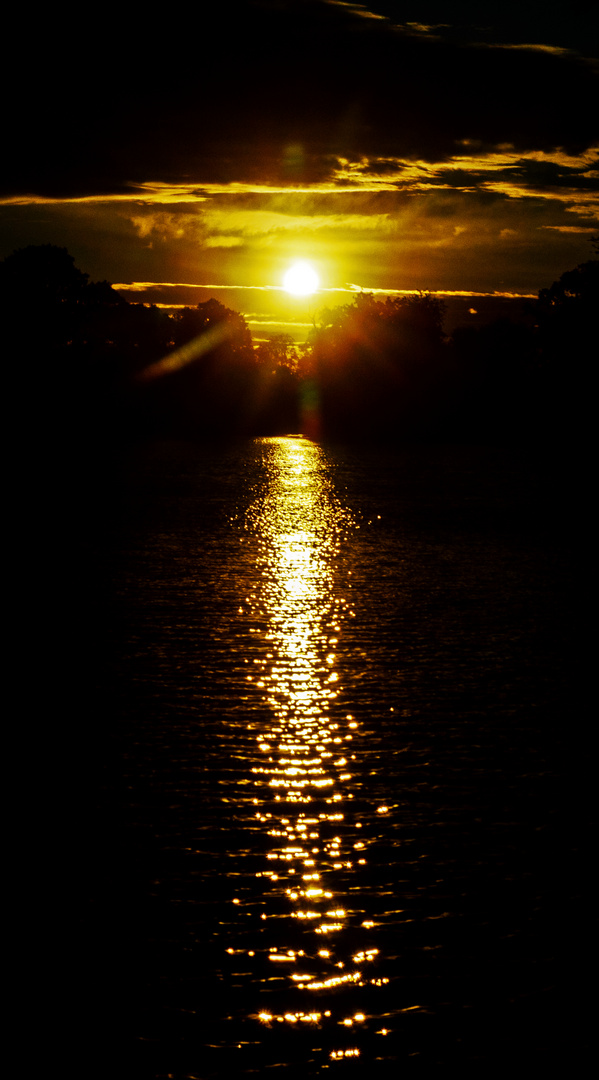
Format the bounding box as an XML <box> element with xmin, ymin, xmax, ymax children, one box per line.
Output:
<box><xmin>283</xmin><ymin>261</ymin><xmax>319</xmax><ymax>296</ymax></box>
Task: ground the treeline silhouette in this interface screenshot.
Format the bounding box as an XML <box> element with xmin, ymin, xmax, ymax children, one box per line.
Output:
<box><xmin>2</xmin><ymin>244</ymin><xmax>596</xmax><ymax>444</ymax></box>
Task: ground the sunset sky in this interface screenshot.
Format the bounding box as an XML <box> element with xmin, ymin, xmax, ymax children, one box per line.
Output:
<box><xmin>2</xmin><ymin>1</ymin><xmax>597</xmax><ymax>340</ymax></box>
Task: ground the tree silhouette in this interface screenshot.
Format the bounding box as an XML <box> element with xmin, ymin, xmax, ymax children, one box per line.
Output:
<box><xmin>536</xmin><ymin>258</ymin><xmax>598</xmax><ymax>376</ymax></box>
<box><xmin>7</xmin><ymin>242</ymin><xmax>591</xmax><ymax>446</ymax></box>
<box><xmin>535</xmin><ymin>257</ymin><xmax>598</xmax><ymax>439</ymax></box>
<box><xmin>0</xmin><ymin>244</ymin><xmax>126</xmax><ymax>365</ymax></box>
<box><xmin>0</xmin><ymin>244</ymin><xmax>90</xmax><ymax>305</ymax></box>
<box><xmin>308</xmin><ymin>292</ymin><xmax>447</xmax><ymax>439</ymax></box>
<box><xmin>537</xmin><ymin>259</ymin><xmax>598</xmax><ymax>327</ymax></box>
<box><xmin>254</xmin><ymin>333</ymin><xmax>297</xmax><ymax>371</ymax></box>
<box><xmin>449</xmin><ymin>317</ymin><xmax>537</xmax><ymax>441</ymax></box>
<box><xmin>169</xmin><ymin>299</ymin><xmax>253</xmax><ymax>357</ymax></box>
<box><xmin>134</xmin><ymin>299</ymin><xmax>258</xmax><ymax>437</ymax></box>
<box><xmin>251</xmin><ymin>334</ymin><xmax>301</xmax><ymax>433</ymax></box>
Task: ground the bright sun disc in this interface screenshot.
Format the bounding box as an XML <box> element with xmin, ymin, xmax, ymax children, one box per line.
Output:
<box><xmin>283</xmin><ymin>261</ymin><xmax>319</xmax><ymax>296</ymax></box>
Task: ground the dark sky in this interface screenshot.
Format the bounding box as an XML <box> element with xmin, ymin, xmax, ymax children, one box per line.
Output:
<box><xmin>2</xmin><ymin>1</ymin><xmax>597</xmax><ymax>335</ymax></box>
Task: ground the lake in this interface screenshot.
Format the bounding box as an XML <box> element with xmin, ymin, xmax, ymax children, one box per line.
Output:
<box><xmin>93</xmin><ymin>436</ymin><xmax>581</xmax><ymax>1076</ymax></box>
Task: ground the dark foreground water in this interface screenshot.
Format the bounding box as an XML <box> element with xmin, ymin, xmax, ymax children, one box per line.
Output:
<box><xmin>86</xmin><ymin>437</ymin><xmax>585</xmax><ymax>1077</ymax></box>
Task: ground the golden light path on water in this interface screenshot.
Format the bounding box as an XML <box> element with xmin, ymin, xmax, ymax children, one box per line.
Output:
<box><xmin>230</xmin><ymin>437</ymin><xmax>393</xmax><ymax>1065</ymax></box>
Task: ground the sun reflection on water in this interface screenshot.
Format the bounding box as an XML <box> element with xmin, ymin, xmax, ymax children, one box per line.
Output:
<box><xmin>229</xmin><ymin>437</ymin><xmax>390</xmax><ymax>1065</ymax></box>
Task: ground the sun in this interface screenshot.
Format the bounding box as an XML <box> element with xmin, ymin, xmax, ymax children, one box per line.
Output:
<box><xmin>283</xmin><ymin>261</ymin><xmax>319</xmax><ymax>296</ymax></box>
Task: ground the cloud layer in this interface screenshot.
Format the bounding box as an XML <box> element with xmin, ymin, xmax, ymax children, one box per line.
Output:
<box><xmin>2</xmin><ymin>1</ymin><xmax>597</xmax><ymax>315</ymax></box>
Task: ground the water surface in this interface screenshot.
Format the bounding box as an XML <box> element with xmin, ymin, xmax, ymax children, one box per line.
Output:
<box><xmin>108</xmin><ymin>437</ymin><xmax>576</xmax><ymax>1076</ymax></box>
